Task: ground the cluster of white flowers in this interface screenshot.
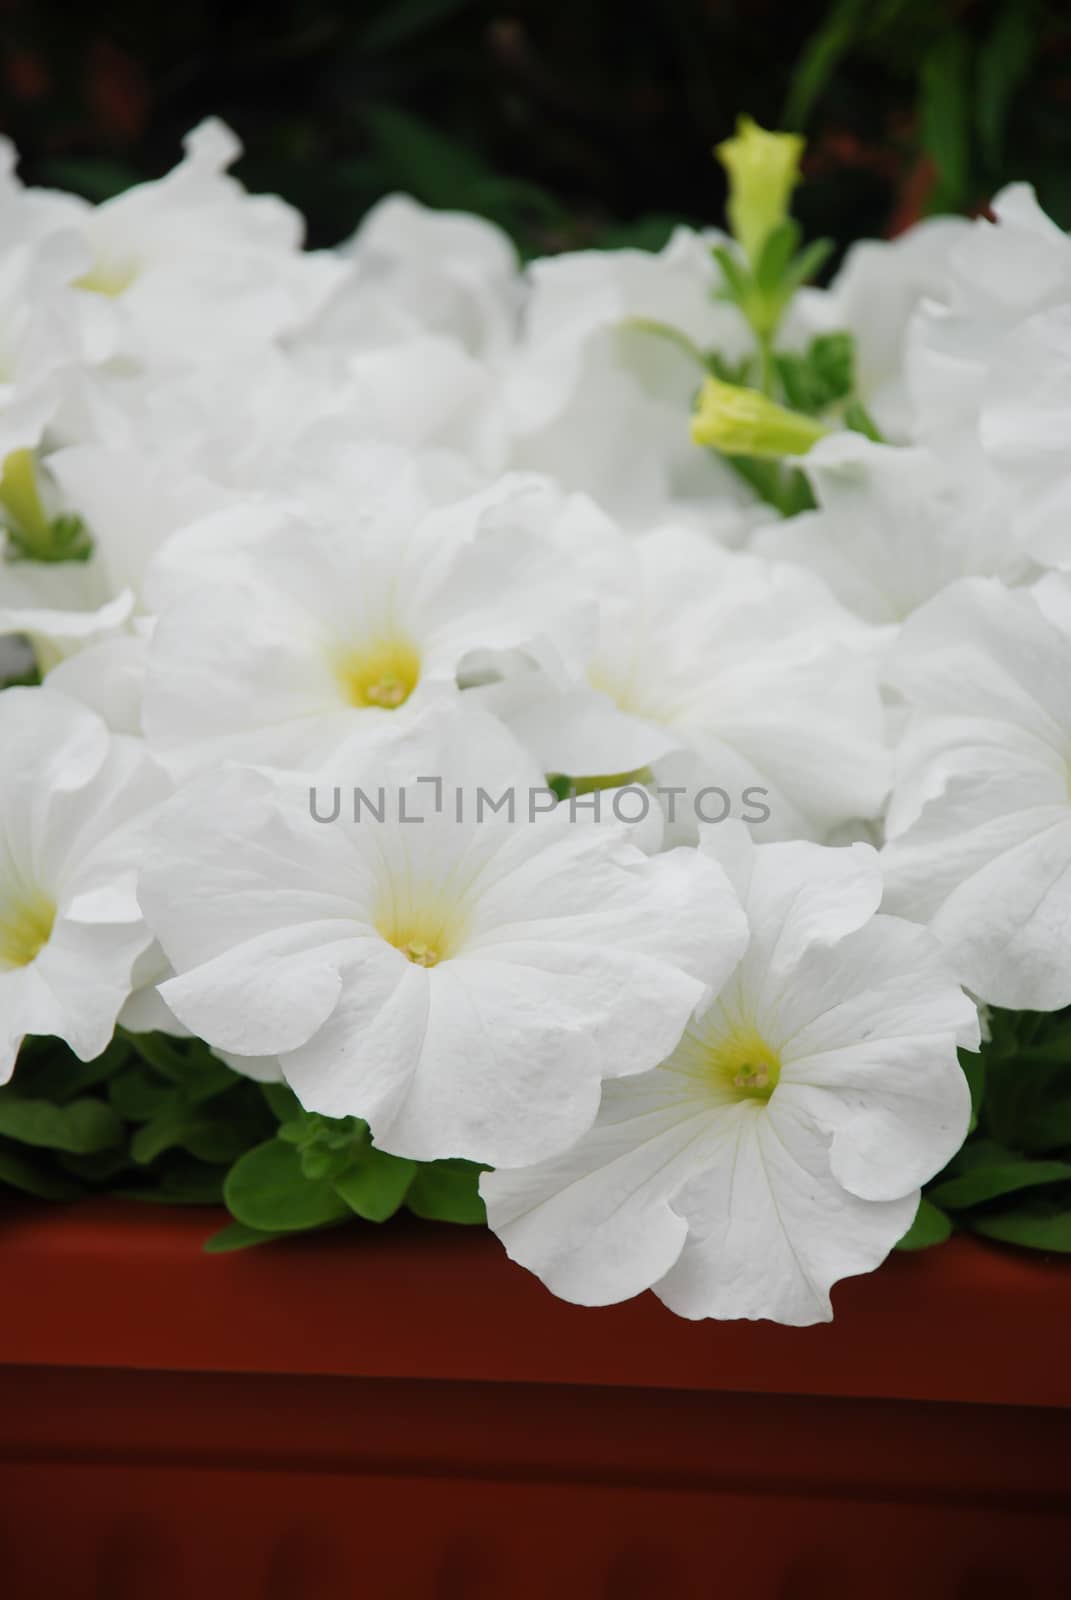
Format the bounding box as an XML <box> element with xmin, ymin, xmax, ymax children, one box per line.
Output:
<box><xmin>2</xmin><ymin>115</ymin><xmax>1065</xmax><ymax>1324</ymax></box>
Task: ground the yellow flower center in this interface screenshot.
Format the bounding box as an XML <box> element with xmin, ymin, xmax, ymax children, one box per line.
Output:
<box><xmin>375</xmin><ymin>882</ymin><xmax>468</xmax><ymax>970</ymax></box>
<box><xmin>706</xmin><ymin>1024</ymin><xmax>782</xmax><ymax>1102</ymax></box>
<box><xmin>0</xmin><ymin>890</ymin><xmax>56</xmax><ymax>971</ymax></box>
<box><xmin>75</xmin><ymin>257</ymin><xmax>139</xmax><ymax>297</ymax></box>
<box><xmin>666</xmin><ymin>1017</ymin><xmax>783</xmax><ymax>1106</ymax></box>
<box><xmin>332</xmin><ymin>635</ymin><xmax>421</xmax><ymax>710</ymax></box>
<box><xmin>587</xmin><ymin>658</ymin><xmax>683</xmax><ymax>726</ymax></box>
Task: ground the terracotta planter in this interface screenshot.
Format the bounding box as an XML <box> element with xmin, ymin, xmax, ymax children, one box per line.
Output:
<box><xmin>0</xmin><ymin>1199</ymin><xmax>1068</xmax><ymax>1599</ymax></box>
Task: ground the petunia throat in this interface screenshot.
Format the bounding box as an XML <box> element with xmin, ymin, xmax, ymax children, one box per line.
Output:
<box><xmin>669</xmin><ymin>1017</ymin><xmax>782</xmax><ymax>1104</ymax></box>
<box><xmin>331</xmin><ymin>635</ymin><xmax>422</xmax><ymax>710</ymax></box>
<box><xmin>0</xmin><ymin>888</ymin><xmax>56</xmax><ymax>971</ymax></box>
<box><xmin>707</xmin><ymin>1024</ymin><xmax>782</xmax><ymax>1101</ymax></box>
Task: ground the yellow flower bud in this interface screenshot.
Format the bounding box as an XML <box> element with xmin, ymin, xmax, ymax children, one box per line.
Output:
<box><xmin>716</xmin><ymin>115</ymin><xmax>805</xmax><ymax>266</ymax></box>
<box><xmin>0</xmin><ymin>450</ymin><xmax>51</xmax><ymax>546</ymax></box>
<box><xmin>690</xmin><ymin>377</ymin><xmax>828</xmax><ymax>459</ymax></box>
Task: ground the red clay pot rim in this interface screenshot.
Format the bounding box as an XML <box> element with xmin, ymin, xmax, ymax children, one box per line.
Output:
<box><xmin>0</xmin><ymin>1198</ymin><xmax>1066</xmax><ymax>1409</ymax></box>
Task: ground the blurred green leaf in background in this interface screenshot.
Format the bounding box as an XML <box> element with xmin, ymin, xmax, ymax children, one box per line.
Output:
<box><xmin>2</xmin><ymin>1</ymin><xmax>1069</xmax><ymax>262</ymax></box>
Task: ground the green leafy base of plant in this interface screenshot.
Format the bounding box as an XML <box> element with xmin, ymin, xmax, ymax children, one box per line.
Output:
<box><xmin>5</xmin><ymin>1005</ymin><xmax>1071</xmax><ymax>1261</ymax></box>
<box><xmin>1</xmin><ymin>1031</ymin><xmax>487</xmax><ymax>1251</ymax></box>
<box><xmin>895</xmin><ymin>1007</ymin><xmax>1071</xmax><ymax>1255</ymax></box>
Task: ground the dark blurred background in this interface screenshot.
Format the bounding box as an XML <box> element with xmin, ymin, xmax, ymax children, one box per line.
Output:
<box><xmin>3</xmin><ymin>0</ymin><xmax>1071</xmax><ymax>259</ymax></box>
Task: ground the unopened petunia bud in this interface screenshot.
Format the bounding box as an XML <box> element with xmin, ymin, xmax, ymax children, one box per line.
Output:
<box><xmin>690</xmin><ymin>376</ymin><xmax>827</xmax><ymax>458</ymax></box>
<box><xmin>716</xmin><ymin>115</ymin><xmax>804</xmax><ymax>267</ymax></box>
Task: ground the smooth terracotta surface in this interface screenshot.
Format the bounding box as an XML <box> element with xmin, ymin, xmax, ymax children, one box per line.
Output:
<box><xmin>0</xmin><ymin>1198</ymin><xmax>1067</xmax><ymax>1406</ymax></box>
<box><xmin>0</xmin><ymin>1201</ymin><xmax>1068</xmax><ymax>1598</ymax></box>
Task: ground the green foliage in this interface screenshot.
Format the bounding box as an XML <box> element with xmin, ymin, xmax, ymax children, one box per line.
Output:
<box><xmin>3</xmin><ymin>1006</ymin><xmax>1071</xmax><ymax>1264</ymax></box>
<box><xmin>896</xmin><ymin>1197</ymin><xmax>952</xmax><ymax>1251</ymax></box>
<box><xmin>712</xmin><ymin>227</ymin><xmax>834</xmax><ymax>344</ymax></box>
<box><xmin>4</xmin><ymin>512</ymin><xmax>93</xmax><ymax>565</ymax></box>
<box><xmin>407</xmin><ymin>1158</ymin><xmax>487</xmax><ymax>1224</ymax></box>
<box><xmin>776</xmin><ymin>332</ymin><xmax>855</xmax><ymax>414</ymax></box>
<box><xmin>4</xmin><ymin>0</ymin><xmax>1069</xmax><ymax>266</ymax></box>
<box><xmin>898</xmin><ymin>1009</ymin><xmax>1071</xmax><ymax>1253</ymax></box>
<box><xmin>0</xmin><ymin>1031</ymin><xmax>486</xmax><ymax>1249</ymax></box>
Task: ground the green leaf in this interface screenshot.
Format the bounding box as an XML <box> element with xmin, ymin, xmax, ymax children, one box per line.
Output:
<box><xmin>782</xmin><ymin>237</ymin><xmax>834</xmax><ymax>292</ymax></box>
<box><xmin>224</xmin><ymin>1139</ymin><xmax>351</xmax><ymax>1232</ymax></box>
<box><xmin>776</xmin><ymin>333</ymin><xmax>854</xmax><ymax>416</ymax></box>
<box><xmin>784</xmin><ymin>0</ymin><xmax>869</xmax><ymax>129</ymax></box>
<box><xmin>983</xmin><ymin>1056</ymin><xmax>1071</xmax><ymax>1151</ymax></box>
<box><xmin>958</xmin><ymin>1047</ymin><xmax>986</xmax><ymax>1135</ymax></box>
<box><xmin>895</xmin><ymin>1196</ymin><xmax>952</xmax><ymax>1251</ymax></box>
<box><xmin>119</xmin><ymin>1029</ymin><xmax>195</xmax><ymax>1083</ymax></box>
<box><xmin>130</xmin><ymin>1111</ymin><xmax>252</xmax><ymax>1167</ymax></box>
<box><xmin>37</xmin><ymin>157</ymin><xmax>138</xmax><ymax>203</ymax></box>
<box><xmin>930</xmin><ymin>1157</ymin><xmax>1071</xmax><ymax>1211</ymax></box>
<box><xmin>15</xmin><ymin>1036</ymin><xmax>129</xmax><ymax>1103</ymax></box>
<box><xmin>130</xmin><ymin>1155</ymin><xmax>226</xmax><ymax>1205</ymax></box>
<box><xmin>754</xmin><ymin>220</ymin><xmax>803</xmax><ymax>295</ymax></box>
<box><xmin>976</xmin><ymin>1</ymin><xmax>1040</xmax><ymax>169</ymax></box>
<box><xmin>260</xmin><ymin>1082</ymin><xmax>304</xmax><ymax>1124</ymax></box>
<box><xmin>0</xmin><ymin>1095</ymin><xmax>123</xmax><ymax>1154</ymax></box>
<box><xmin>711</xmin><ymin>244</ymin><xmax>751</xmax><ymax>305</ymax></box>
<box><xmin>109</xmin><ymin>1067</ymin><xmax>175</xmax><ymax>1122</ymax></box>
<box><xmin>0</xmin><ymin>1145</ymin><xmax>83</xmax><ymax>1200</ymax></box>
<box><xmin>299</xmin><ymin>1141</ymin><xmax>364</xmax><ymax>1182</ymax></box>
<box><xmin>58</xmin><ymin>1148</ymin><xmax>132</xmax><ymax>1182</ymax></box>
<box><xmin>598</xmin><ymin>214</ymin><xmax>688</xmax><ymax>252</ymax></box>
<box><xmin>971</xmin><ymin>1198</ymin><xmax>1071</xmax><ymax>1253</ymax></box>
<box><xmin>363</xmin><ymin>105</ymin><xmax>491</xmax><ymax>211</ymax></box>
<box><xmin>843</xmin><ymin>397</ymin><xmax>884</xmax><ymax>442</ymax></box>
<box><xmin>204</xmin><ymin>1221</ymin><xmax>292</xmax><ymax>1254</ymax></box>
<box><xmin>407</xmin><ymin>1159</ymin><xmax>487</xmax><ymax>1224</ymax></box>
<box><xmin>920</xmin><ymin>31</ymin><xmax>971</xmax><ymax>211</ymax></box>
<box><xmin>810</xmin><ymin>332</ymin><xmax>854</xmax><ymax>398</ymax></box>
<box><xmin>778</xmin><ymin>468</ymin><xmax>818</xmax><ymax>517</ymax></box>
<box><xmin>706</xmin><ymin>350</ymin><xmax>755</xmax><ymax>387</ymax></box>
<box><xmin>333</xmin><ymin>1148</ymin><xmax>417</xmax><ymax>1222</ymax></box>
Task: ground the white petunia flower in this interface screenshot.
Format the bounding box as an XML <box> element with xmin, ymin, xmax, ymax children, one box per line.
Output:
<box><xmin>980</xmin><ymin>303</ymin><xmax>1071</xmax><ymax>567</ymax></box>
<box><xmin>0</xmin><ymin>228</ymin><xmax>95</xmax><ymax>462</ymax></box>
<box><xmin>307</xmin><ymin>193</ymin><xmax>521</xmax><ymax>366</ymax></box>
<box><xmin>754</xmin><ymin>431</ymin><xmax>1029</xmax><ymax>625</ymax></box>
<box><xmin>882</xmin><ymin>577</ymin><xmax>1071</xmax><ymax>1010</ymax></box>
<box><xmin>0</xmin><ymin>686</ymin><xmax>167</xmax><ymax>1079</ymax></box>
<box><xmin>826</xmin><ymin>215</ymin><xmax>970</xmax><ymax>440</ymax></box>
<box><xmin>906</xmin><ymin>184</ymin><xmax>1071</xmax><ymax>447</ymax></box>
<box><xmin>502</xmin><ymin>229</ymin><xmax>762</xmax><ymax>539</ymax></box>
<box><xmin>142</xmin><ymin>474</ymin><xmax>585</xmax><ymax>776</ymax></box>
<box><xmin>0</xmin><ymin>442</ymin><xmax>223</xmax><ymax>667</ymax></box>
<box><xmin>9</xmin><ymin>119</ymin><xmax>348</xmax><ymax>370</ymax></box>
<box><xmin>46</xmin><ymin>635</ymin><xmax>148</xmax><ymax>736</ymax></box>
<box><xmin>483</xmin><ymin>521</ymin><xmax>890</xmax><ymax>840</ymax></box>
<box><xmin>138</xmin><ymin>702</ymin><xmax>741</xmax><ymax>1167</ymax></box>
<box><xmin>482</xmin><ymin>826</ymin><xmax>975</xmax><ymax>1326</ymax></box>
